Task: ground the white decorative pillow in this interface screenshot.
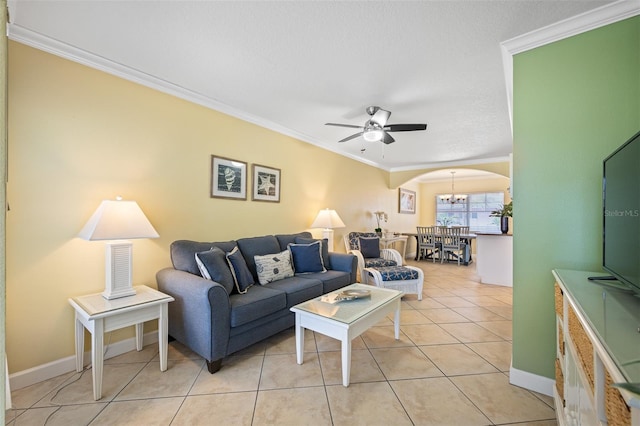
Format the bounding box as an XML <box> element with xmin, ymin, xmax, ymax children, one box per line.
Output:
<box><xmin>254</xmin><ymin>250</ymin><xmax>294</xmax><ymax>285</ymax></box>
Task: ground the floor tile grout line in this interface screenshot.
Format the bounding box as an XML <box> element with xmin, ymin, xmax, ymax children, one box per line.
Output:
<box><xmin>167</xmin><ymin>357</ymin><xmax>207</xmax><ymax>425</ymax></box>
<box><xmin>444</xmin><ymin>373</ymin><xmax>498</xmax><ymax>425</ymax></box>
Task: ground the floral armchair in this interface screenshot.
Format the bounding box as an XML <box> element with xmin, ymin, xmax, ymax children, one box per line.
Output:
<box><xmin>343</xmin><ymin>232</ymin><xmax>402</xmax><ymax>283</ymax></box>
<box><xmin>343</xmin><ymin>232</ymin><xmax>423</xmax><ymax>299</ymax></box>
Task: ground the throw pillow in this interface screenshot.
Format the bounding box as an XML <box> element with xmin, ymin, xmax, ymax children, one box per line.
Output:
<box><xmin>225</xmin><ymin>246</ymin><xmax>255</xmax><ymax>294</ymax></box>
<box><xmin>359</xmin><ymin>237</ymin><xmax>381</xmax><ymax>258</ymax></box>
<box><xmin>254</xmin><ymin>250</ymin><xmax>294</xmax><ymax>285</ymax></box>
<box><xmin>288</xmin><ymin>241</ymin><xmax>326</xmax><ymax>274</ymax></box>
<box><xmin>294</xmin><ymin>236</ymin><xmax>331</xmax><ymax>269</ymax></box>
<box><xmin>195</xmin><ymin>247</ymin><xmax>235</xmax><ymax>294</ymax></box>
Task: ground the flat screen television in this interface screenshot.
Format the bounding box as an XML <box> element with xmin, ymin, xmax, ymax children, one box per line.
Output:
<box><xmin>600</xmin><ymin>129</ymin><xmax>640</xmax><ymax>293</ymax></box>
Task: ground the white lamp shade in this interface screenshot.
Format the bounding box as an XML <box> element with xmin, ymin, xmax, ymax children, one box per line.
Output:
<box><xmin>78</xmin><ymin>199</ymin><xmax>159</xmax><ymax>241</ymax></box>
<box><xmin>310</xmin><ymin>209</ymin><xmax>345</xmax><ymax>229</ymax></box>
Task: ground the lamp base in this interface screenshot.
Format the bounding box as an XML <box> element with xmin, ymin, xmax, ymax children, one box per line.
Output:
<box><xmin>102</xmin><ymin>241</ymin><xmax>136</xmax><ymax>300</ymax></box>
<box><xmin>321</xmin><ymin>229</ymin><xmax>335</xmax><ymax>252</ymax></box>
<box><xmin>102</xmin><ymin>287</ymin><xmax>136</xmax><ymax>300</ymax></box>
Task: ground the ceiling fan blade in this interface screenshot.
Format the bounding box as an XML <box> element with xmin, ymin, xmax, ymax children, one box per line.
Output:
<box><xmin>325</xmin><ymin>122</ymin><xmax>363</xmax><ymax>129</ymax></box>
<box><xmin>385</xmin><ymin>123</ymin><xmax>427</xmax><ymax>132</ymax></box>
<box><xmin>381</xmin><ymin>131</ymin><xmax>395</xmax><ymax>144</ymax></box>
<box><xmin>338</xmin><ymin>132</ymin><xmax>362</xmax><ymax>143</ymax></box>
<box><xmin>371</xmin><ymin>108</ymin><xmax>391</xmax><ymax>126</ymax></box>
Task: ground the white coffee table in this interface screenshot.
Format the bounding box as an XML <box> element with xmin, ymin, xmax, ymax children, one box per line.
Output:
<box><xmin>290</xmin><ymin>283</ymin><xmax>402</xmax><ymax>387</ymax></box>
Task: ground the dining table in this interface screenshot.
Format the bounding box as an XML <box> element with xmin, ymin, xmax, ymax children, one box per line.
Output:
<box><xmin>402</xmin><ymin>231</ymin><xmax>477</xmax><ymax>265</ymax></box>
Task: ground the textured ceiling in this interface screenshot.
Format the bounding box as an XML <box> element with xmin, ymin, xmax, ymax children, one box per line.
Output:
<box><xmin>8</xmin><ymin>0</ymin><xmax>618</xmax><ymax>173</ymax></box>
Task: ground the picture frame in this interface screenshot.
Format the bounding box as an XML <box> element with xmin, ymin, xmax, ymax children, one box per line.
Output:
<box><xmin>399</xmin><ymin>187</ymin><xmax>416</xmax><ymax>214</ymax></box>
<box><xmin>252</xmin><ymin>164</ymin><xmax>281</xmax><ymax>203</ymax></box>
<box><xmin>211</xmin><ymin>155</ymin><xmax>247</xmax><ymax>200</ymax></box>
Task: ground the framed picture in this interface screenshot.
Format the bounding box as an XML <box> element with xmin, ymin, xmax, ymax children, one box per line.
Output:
<box><xmin>399</xmin><ymin>187</ymin><xmax>416</xmax><ymax>214</ymax></box>
<box><xmin>211</xmin><ymin>155</ymin><xmax>247</xmax><ymax>200</ymax></box>
<box><xmin>252</xmin><ymin>164</ymin><xmax>281</xmax><ymax>202</ymax></box>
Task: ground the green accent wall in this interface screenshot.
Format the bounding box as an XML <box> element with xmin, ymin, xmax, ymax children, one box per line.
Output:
<box><xmin>512</xmin><ymin>16</ymin><xmax>640</xmax><ymax>379</ymax></box>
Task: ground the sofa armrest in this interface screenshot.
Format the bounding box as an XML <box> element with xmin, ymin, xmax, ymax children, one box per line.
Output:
<box><xmin>156</xmin><ymin>268</ymin><xmax>231</xmax><ymax>363</ymax></box>
<box><xmin>328</xmin><ymin>252</ymin><xmax>358</xmax><ymax>283</ymax></box>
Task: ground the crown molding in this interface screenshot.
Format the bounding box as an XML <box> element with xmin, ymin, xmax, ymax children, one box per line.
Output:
<box><xmin>502</xmin><ymin>0</ymin><xmax>639</xmax><ymax>55</ymax></box>
<box><xmin>3</xmin><ymin>23</ymin><xmax>454</xmax><ymax>174</ymax></box>
<box><xmin>6</xmin><ymin>23</ymin><xmax>368</xmax><ymax>164</ymax></box>
<box><xmin>500</xmin><ymin>0</ymin><xmax>640</xmax><ymax>135</ymax></box>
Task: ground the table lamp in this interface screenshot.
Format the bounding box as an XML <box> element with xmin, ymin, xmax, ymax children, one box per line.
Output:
<box><xmin>78</xmin><ymin>197</ymin><xmax>159</xmax><ymax>299</ymax></box>
<box><xmin>310</xmin><ymin>208</ymin><xmax>345</xmax><ymax>252</ymax></box>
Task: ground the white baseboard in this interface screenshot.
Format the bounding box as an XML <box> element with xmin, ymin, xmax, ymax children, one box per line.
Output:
<box><xmin>510</xmin><ymin>364</ymin><xmax>555</xmax><ymax>397</ymax></box>
<box><xmin>8</xmin><ymin>332</ymin><xmax>159</xmax><ymax>391</ymax></box>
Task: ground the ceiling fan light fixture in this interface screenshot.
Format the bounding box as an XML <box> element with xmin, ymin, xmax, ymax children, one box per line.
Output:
<box><xmin>363</xmin><ymin>122</ymin><xmax>383</xmax><ymax>142</ymax></box>
<box><xmin>363</xmin><ymin>129</ymin><xmax>383</xmax><ymax>142</ymax></box>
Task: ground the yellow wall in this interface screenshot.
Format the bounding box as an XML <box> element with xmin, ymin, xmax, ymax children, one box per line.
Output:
<box><xmin>6</xmin><ymin>42</ymin><xmax>423</xmax><ymax>373</ymax></box>
<box><xmin>1</xmin><ymin>0</ymin><xmax>8</xmax><ymax>415</ymax></box>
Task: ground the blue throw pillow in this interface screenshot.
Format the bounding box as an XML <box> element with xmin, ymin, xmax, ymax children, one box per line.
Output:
<box><xmin>359</xmin><ymin>237</ymin><xmax>380</xmax><ymax>259</ymax></box>
<box><xmin>288</xmin><ymin>241</ymin><xmax>326</xmax><ymax>274</ymax></box>
<box><xmin>294</xmin><ymin>236</ymin><xmax>331</xmax><ymax>269</ymax></box>
<box><xmin>195</xmin><ymin>247</ymin><xmax>235</xmax><ymax>294</ymax></box>
<box><xmin>225</xmin><ymin>247</ymin><xmax>255</xmax><ymax>294</ymax></box>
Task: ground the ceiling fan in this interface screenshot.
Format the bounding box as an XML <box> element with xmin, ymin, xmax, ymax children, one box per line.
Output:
<box><xmin>325</xmin><ymin>106</ymin><xmax>427</xmax><ymax>144</ymax></box>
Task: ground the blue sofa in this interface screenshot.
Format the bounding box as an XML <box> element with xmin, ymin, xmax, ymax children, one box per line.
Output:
<box><xmin>156</xmin><ymin>232</ymin><xmax>357</xmax><ymax>373</ymax></box>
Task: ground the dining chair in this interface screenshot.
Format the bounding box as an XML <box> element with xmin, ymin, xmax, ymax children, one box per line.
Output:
<box><xmin>440</xmin><ymin>227</ymin><xmax>466</xmax><ymax>265</ymax></box>
<box><xmin>452</xmin><ymin>225</ymin><xmax>470</xmax><ymax>235</ymax></box>
<box><xmin>436</xmin><ymin>226</ymin><xmax>448</xmax><ymax>235</ymax></box>
<box><xmin>416</xmin><ymin>226</ymin><xmax>439</xmax><ymax>262</ymax></box>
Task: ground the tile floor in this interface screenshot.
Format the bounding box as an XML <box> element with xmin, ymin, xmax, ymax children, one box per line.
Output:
<box><xmin>6</xmin><ymin>260</ymin><xmax>558</xmax><ymax>425</ymax></box>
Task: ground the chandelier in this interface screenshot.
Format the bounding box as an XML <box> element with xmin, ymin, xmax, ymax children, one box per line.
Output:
<box><xmin>439</xmin><ymin>171</ymin><xmax>467</xmax><ymax>204</ymax></box>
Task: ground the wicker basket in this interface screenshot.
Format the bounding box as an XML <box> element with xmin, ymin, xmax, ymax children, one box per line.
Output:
<box><xmin>554</xmin><ymin>283</ymin><xmax>563</xmax><ymax>319</ymax></box>
<box><xmin>558</xmin><ymin>321</ymin><xmax>565</xmax><ymax>356</ymax></box>
<box><xmin>568</xmin><ymin>305</ymin><xmax>594</xmax><ymax>392</ymax></box>
<box><xmin>605</xmin><ymin>370</ymin><xmax>631</xmax><ymax>426</ymax></box>
<box><xmin>555</xmin><ymin>358</ymin><xmax>564</xmax><ymax>405</ymax></box>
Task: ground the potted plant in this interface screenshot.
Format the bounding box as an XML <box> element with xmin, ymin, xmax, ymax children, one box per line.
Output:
<box><xmin>373</xmin><ymin>211</ymin><xmax>388</xmax><ymax>236</ymax></box>
<box><xmin>490</xmin><ymin>201</ymin><xmax>512</xmax><ymax>234</ymax></box>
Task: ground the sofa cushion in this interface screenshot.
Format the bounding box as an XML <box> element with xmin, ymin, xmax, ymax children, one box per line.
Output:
<box><xmin>229</xmin><ymin>285</ymin><xmax>287</xmax><ymax>327</ymax></box>
<box><xmin>254</xmin><ymin>250</ymin><xmax>294</xmax><ymax>285</ymax></box>
<box><xmin>236</xmin><ymin>235</ymin><xmax>281</xmax><ymax>281</ymax></box>
<box><xmin>226</xmin><ymin>247</ymin><xmax>255</xmax><ymax>294</ymax></box>
<box><xmin>264</xmin><ymin>276</ymin><xmax>323</xmax><ymax>307</ymax></box>
<box><xmin>171</xmin><ymin>240</ymin><xmax>237</xmax><ymax>275</ymax></box>
<box><xmin>275</xmin><ymin>232</ymin><xmax>313</xmax><ymax>251</ymax></box>
<box><xmin>195</xmin><ymin>247</ymin><xmax>235</xmax><ymax>294</ymax></box>
<box><xmin>371</xmin><ymin>266</ymin><xmax>420</xmax><ymax>281</ymax></box>
<box><xmin>295</xmin><ymin>237</ymin><xmax>331</xmax><ymax>269</ymax></box>
<box><xmin>359</xmin><ymin>237</ymin><xmax>381</xmax><ymax>258</ymax></box>
<box><xmin>288</xmin><ymin>241</ymin><xmax>326</xmax><ymax>273</ymax></box>
<box><xmin>298</xmin><ymin>270</ymin><xmax>352</xmax><ymax>294</ymax></box>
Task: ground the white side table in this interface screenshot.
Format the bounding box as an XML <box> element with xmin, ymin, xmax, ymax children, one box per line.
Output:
<box><xmin>68</xmin><ymin>285</ymin><xmax>174</xmax><ymax>400</ymax></box>
<box><xmin>380</xmin><ymin>235</ymin><xmax>408</xmax><ymax>259</ymax></box>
